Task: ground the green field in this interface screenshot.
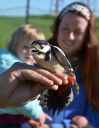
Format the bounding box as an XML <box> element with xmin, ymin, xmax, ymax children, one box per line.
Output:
<box><xmin>0</xmin><ymin>15</ymin><xmax>99</xmax><ymax>48</ymax></box>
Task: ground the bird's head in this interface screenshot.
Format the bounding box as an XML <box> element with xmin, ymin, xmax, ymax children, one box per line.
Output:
<box><xmin>31</xmin><ymin>40</ymin><xmax>51</xmax><ymax>62</ymax></box>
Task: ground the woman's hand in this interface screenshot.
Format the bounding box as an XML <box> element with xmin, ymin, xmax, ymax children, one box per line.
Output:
<box><xmin>0</xmin><ymin>62</ymin><xmax>68</xmax><ymax>108</ymax></box>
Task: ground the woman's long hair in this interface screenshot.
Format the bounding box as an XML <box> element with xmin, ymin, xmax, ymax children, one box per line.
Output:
<box><xmin>48</xmin><ymin>2</ymin><xmax>99</xmax><ymax>111</ymax></box>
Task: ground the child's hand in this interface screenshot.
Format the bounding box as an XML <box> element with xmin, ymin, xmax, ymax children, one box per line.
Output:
<box><xmin>27</xmin><ymin>119</ymin><xmax>40</xmax><ymax>127</ymax></box>
<box><xmin>71</xmin><ymin>116</ymin><xmax>90</xmax><ymax>128</ymax></box>
<box><xmin>33</xmin><ymin>124</ymin><xmax>51</xmax><ymax>128</ymax></box>
<box><xmin>37</xmin><ymin>111</ymin><xmax>52</xmax><ymax>124</ymax></box>
<box><xmin>26</xmin><ymin>112</ymin><xmax>52</xmax><ymax>127</ymax></box>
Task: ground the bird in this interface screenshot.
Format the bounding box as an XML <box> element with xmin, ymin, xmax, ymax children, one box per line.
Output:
<box><xmin>31</xmin><ymin>40</ymin><xmax>79</xmax><ymax>115</ymax></box>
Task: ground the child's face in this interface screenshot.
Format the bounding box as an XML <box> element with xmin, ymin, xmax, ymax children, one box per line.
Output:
<box><xmin>16</xmin><ymin>40</ymin><xmax>35</xmax><ymax>64</ymax></box>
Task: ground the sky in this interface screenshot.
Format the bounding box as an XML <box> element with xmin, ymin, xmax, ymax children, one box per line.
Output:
<box><xmin>0</xmin><ymin>0</ymin><xmax>99</xmax><ymax>17</ymax></box>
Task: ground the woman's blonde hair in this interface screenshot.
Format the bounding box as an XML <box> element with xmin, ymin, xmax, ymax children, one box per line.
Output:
<box><xmin>7</xmin><ymin>24</ymin><xmax>45</xmax><ymax>54</ymax></box>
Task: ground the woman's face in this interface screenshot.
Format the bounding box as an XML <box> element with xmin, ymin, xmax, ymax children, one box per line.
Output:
<box><xmin>16</xmin><ymin>39</ymin><xmax>35</xmax><ymax>64</ymax></box>
<box><xmin>58</xmin><ymin>12</ymin><xmax>88</xmax><ymax>56</ymax></box>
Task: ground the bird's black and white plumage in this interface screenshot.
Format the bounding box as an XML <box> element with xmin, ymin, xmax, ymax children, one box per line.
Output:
<box><xmin>31</xmin><ymin>40</ymin><xmax>79</xmax><ymax>115</ymax></box>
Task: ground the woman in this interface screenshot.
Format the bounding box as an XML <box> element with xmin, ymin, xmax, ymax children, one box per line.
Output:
<box><xmin>33</xmin><ymin>1</ymin><xmax>99</xmax><ymax>128</ymax></box>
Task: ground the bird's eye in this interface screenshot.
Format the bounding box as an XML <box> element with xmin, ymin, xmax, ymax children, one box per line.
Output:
<box><xmin>31</xmin><ymin>50</ymin><xmax>38</xmax><ymax>53</ymax></box>
<box><xmin>41</xmin><ymin>45</ymin><xmax>44</xmax><ymax>49</ymax></box>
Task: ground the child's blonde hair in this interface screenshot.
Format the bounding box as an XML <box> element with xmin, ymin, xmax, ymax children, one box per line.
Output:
<box><xmin>8</xmin><ymin>24</ymin><xmax>45</xmax><ymax>54</ymax></box>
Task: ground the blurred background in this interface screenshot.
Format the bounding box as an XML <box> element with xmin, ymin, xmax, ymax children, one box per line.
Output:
<box><xmin>0</xmin><ymin>0</ymin><xmax>99</xmax><ymax>48</ymax></box>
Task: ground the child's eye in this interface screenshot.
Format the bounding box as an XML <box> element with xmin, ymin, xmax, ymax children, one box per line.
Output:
<box><xmin>23</xmin><ymin>46</ymin><xmax>29</xmax><ymax>50</ymax></box>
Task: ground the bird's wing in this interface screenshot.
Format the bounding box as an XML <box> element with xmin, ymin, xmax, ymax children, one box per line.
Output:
<box><xmin>47</xmin><ymin>86</ymin><xmax>73</xmax><ymax>115</ymax></box>
<box><xmin>51</xmin><ymin>45</ymin><xmax>79</xmax><ymax>94</ymax></box>
<box><xmin>51</xmin><ymin>45</ymin><xmax>73</xmax><ymax>73</ymax></box>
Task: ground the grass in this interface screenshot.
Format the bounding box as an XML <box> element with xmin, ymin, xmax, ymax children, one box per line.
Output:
<box><xmin>0</xmin><ymin>17</ymin><xmax>26</xmax><ymax>48</ymax></box>
<box><xmin>0</xmin><ymin>15</ymin><xmax>54</xmax><ymax>48</ymax></box>
<box><xmin>0</xmin><ymin>15</ymin><xmax>99</xmax><ymax>48</ymax></box>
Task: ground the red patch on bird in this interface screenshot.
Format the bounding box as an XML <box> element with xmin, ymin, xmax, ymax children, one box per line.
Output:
<box><xmin>68</xmin><ymin>76</ymin><xmax>75</xmax><ymax>85</ymax></box>
<box><xmin>57</xmin><ymin>76</ymin><xmax>75</xmax><ymax>96</ymax></box>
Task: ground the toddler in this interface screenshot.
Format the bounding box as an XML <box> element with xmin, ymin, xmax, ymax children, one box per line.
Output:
<box><xmin>0</xmin><ymin>24</ymin><xmax>52</xmax><ymax>128</ymax></box>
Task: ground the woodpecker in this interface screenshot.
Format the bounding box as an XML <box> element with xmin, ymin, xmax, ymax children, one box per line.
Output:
<box><xmin>31</xmin><ymin>40</ymin><xmax>79</xmax><ymax>115</ymax></box>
